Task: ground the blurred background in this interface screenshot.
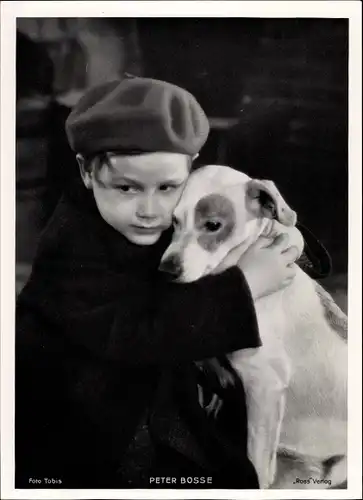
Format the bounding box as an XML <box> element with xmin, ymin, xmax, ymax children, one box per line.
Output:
<box><xmin>16</xmin><ymin>18</ymin><xmax>348</xmax><ymax>310</ymax></box>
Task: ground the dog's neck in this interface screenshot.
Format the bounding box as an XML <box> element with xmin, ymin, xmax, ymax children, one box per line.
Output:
<box><xmin>239</xmin><ymin>218</ymin><xmax>273</xmax><ymax>250</ymax></box>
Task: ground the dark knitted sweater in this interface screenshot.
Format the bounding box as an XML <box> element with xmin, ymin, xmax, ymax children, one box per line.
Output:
<box><xmin>15</xmin><ymin>179</ymin><xmax>261</xmax><ymax>489</ymax></box>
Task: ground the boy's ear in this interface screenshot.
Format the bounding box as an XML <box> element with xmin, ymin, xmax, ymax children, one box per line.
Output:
<box><xmin>76</xmin><ymin>154</ymin><xmax>93</xmax><ymax>189</ymax></box>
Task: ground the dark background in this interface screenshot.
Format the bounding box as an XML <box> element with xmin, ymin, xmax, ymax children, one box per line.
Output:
<box><xmin>16</xmin><ymin>18</ymin><xmax>348</xmax><ymax>308</ymax></box>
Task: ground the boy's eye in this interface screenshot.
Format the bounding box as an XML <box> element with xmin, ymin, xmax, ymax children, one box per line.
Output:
<box><xmin>159</xmin><ymin>184</ymin><xmax>177</xmax><ymax>192</ymax></box>
<box><xmin>116</xmin><ymin>185</ymin><xmax>138</xmax><ymax>193</ymax></box>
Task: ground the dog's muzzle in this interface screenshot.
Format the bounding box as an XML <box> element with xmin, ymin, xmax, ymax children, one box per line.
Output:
<box><xmin>158</xmin><ymin>254</ymin><xmax>182</xmax><ymax>279</ymax></box>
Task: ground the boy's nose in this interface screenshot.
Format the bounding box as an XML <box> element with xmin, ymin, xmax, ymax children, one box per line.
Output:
<box><xmin>137</xmin><ymin>195</ymin><xmax>160</xmax><ymax>219</ymax></box>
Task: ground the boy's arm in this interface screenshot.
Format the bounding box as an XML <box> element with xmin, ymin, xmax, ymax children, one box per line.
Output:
<box><xmin>62</xmin><ymin>267</ymin><xmax>261</xmax><ymax>365</ymax></box>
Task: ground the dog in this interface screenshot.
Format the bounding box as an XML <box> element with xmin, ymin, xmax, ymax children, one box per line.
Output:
<box><xmin>159</xmin><ymin>165</ymin><xmax>347</xmax><ymax>489</ymax></box>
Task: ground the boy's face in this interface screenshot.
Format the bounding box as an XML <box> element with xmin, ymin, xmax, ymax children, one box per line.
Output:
<box><xmin>81</xmin><ymin>152</ymin><xmax>190</xmax><ymax>245</ymax></box>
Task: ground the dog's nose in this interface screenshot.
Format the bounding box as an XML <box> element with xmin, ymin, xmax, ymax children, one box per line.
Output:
<box><xmin>159</xmin><ymin>254</ymin><xmax>182</xmax><ymax>278</ymax></box>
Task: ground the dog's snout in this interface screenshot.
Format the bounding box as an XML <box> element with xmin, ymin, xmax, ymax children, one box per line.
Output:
<box><xmin>159</xmin><ymin>254</ymin><xmax>182</xmax><ymax>278</ymax></box>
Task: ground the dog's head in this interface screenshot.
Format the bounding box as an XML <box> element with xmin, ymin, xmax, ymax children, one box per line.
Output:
<box><xmin>160</xmin><ymin>165</ymin><xmax>298</xmax><ymax>283</ymax></box>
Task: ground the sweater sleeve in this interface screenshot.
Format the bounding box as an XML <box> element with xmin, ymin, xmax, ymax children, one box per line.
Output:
<box><xmin>59</xmin><ymin>267</ymin><xmax>261</xmax><ymax>366</ymax></box>
<box><xmin>111</xmin><ymin>267</ymin><xmax>260</xmax><ymax>364</ymax></box>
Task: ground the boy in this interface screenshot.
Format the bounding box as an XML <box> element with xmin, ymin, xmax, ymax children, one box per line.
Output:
<box><xmin>16</xmin><ymin>76</ymin><xmax>298</xmax><ymax>488</ymax></box>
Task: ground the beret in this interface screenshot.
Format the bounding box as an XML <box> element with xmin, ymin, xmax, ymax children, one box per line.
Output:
<box><xmin>65</xmin><ymin>76</ymin><xmax>210</xmax><ymax>156</ymax></box>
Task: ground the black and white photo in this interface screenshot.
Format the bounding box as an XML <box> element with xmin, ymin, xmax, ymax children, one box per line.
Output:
<box><xmin>1</xmin><ymin>2</ymin><xmax>361</xmax><ymax>499</ymax></box>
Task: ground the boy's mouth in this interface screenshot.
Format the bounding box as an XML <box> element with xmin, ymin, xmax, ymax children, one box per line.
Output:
<box><xmin>131</xmin><ymin>225</ymin><xmax>163</xmax><ymax>234</ymax></box>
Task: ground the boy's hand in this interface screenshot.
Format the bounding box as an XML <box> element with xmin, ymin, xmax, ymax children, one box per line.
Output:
<box><xmin>212</xmin><ymin>234</ymin><xmax>299</xmax><ymax>300</ymax></box>
<box><xmin>238</xmin><ymin>234</ymin><xmax>299</xmax><ymax>300</ymax></box>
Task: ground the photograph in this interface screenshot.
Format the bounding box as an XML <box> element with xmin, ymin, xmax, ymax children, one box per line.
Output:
<box><xmin>1</xmin><ymin>2</ymin><xmax>362</xmax><ymax>500</ymax></box>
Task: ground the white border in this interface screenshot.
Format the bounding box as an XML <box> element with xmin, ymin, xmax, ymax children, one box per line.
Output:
<box><xmin>1</xmin><ymin>2</ymin><xmax>362</xmax><ymax>499</ymax></box>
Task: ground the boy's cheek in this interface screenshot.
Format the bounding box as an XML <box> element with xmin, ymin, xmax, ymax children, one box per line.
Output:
<box><xmin>94</xmin><ymin>197</ymin><xmax>129</xmax><ymax>228</ymax></box>
<box><xmin>94</xmin><ymin>191</ymin><xmax>129</xmax><ymax>217</ymax></box>
<box><xmin>164</xmin><ymin>189</ymin><xmax>186</xmax><ymax>218</ymax></box>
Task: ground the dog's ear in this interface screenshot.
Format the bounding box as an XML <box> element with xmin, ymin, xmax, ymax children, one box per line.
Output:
<box><xmin>246</xmin><ymin>179</ymin><xmax>297</xmax><ymax>226</ymax></box>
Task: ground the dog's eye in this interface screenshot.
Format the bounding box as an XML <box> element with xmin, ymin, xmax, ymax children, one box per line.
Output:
<box><xmin>204</xmin><ymin>220</ymin><xmax>222</xmax><ymax>232</ymax></box>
